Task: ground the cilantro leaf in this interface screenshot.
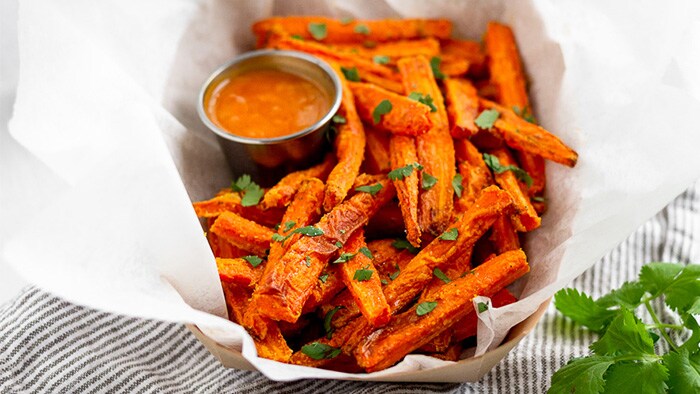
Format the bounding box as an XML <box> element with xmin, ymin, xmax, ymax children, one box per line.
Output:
<box><xmin>475</xmin><ymin>109</ymin><xmax>500</xmax><ymax>130</ymax></box>
<box><xmin>324</xmin><ymin>306</ymin><xmax>343</xmax><ymax>339</ymax></box>
<box><xmin>452</xmin><ymin>174</ymin><xmax>464</xmax><ymax>197</ymax></box>
<box><xmin>663</xmin><ymin>349</ymin><xmax>700</xmax><ymax>394</ymax></box>
<box><xmin>512</xmin><ymin>105</ymin><xmax>536</xmax><ymax>124</ymax></box>
<box><xmin>477</xmin><ymin>302</ymin><xmax>489</xmax><ymax>313</ymax></box>
<box><xmin>391</xmin><ymin>238</ymin><xmax>419</xmax><ymax>254</ymax></box>
<box><xmin>231</xmin><ymin>174</ymin><xmax>252</xmax><ymax>192</ymax></box>
<box><xmin>416</xmin><ymin>301</ymin><xmax>438</xmax><ymax>316</ymax></box>
<box><xmin>532</xmin><ymin>196</ymin><xmax>546</xmax><ymax>202</ymax></box>
<box><xmin>335</xmin><ymin>241</ymin><xmax>343</xmax><ymax>248</ymax></box>
<box><xmin>291</xmin><ymin>34</ymin><xmax>304</xmax><ymax>41</ymax></box>
<box><xmin>304</xmin><ymin>256</ymin><xmax>312</xmax><ymax>267</ymax></box>
<box><xmin>603</xmin><ymin>361</ymin><xmax>669</xmax><ymax>394</ymax></box>
<box><xmin>359</xmin><ymin>246</ymin><xmax>373</xmax><ymax>259</ymax></box>
<box><xmin>596</xmin><ymin>281</ymin><xmax>646</xmax><ymax>310</ymax></box>
<box><xmin>354</xmin><ymin>24</ymin><xmax>370</xmax><ymax>35</ymax></box>
<box><xmin>271</xmin><ymin>233</ymin><xmax>289</xmax><ymax>243</ymax></box>
<box><xmin>308</xmin><ymin>23</ymin><xmax>327</xmax><ymax>40</ymax></box>
<box><xmin>389</xmin><ymin>264</ymin><xmax>401</xmax><ymax>281</ymax></box>
<box><xmin>332</xmin><ymin>114</ymin><xmax>346</xmax><ymax>124</ymax></box>
<box><xmin>439</xmin><ymin>228</ymin><xmax>458</xmax><ymax>241</ymax></box>
<box><xmin>242</xmin><ymin>255</ymin><xmax>263</xmax><ymax>268</ymax></box>
<box><xmin>421</xmin><ymin>173</ymin><xmax>438</xmax><ymax>190</ymax></box>
<box><xmin>482</xmin><ymin>153</ymin><xmax>534</xmax><ymax>188</ymax></box>
<box><xmin>429</xmin><ymin>56</ymin><xmax>445</xmax><ymax>79</ymax></box>
<box><xmin>548</xmin><ymin>356</ymin><xmax>614</xmax><ymax>394</ymax></box>
<box><xmin>292</xmin><ymin>226</ymin><xmax>324</xmax><ymax>237</ymax></box>
<box><xmin>355</xmin><ymin>183</ymin><xmax>383</xmax><ymax>196</ymax></box>
<box><xmin>373</xmin><ymin>55</ymin><xmax>390</xmax><ymax>65</ymax></box>
<box><xmin>388</xmin><ymin>162</ymin><xmax>422</xmax><ymax>181</ymax></box>
<box><xmin>341</xmin><ymin>66</ymin><xmax>360</xmax><ymax>82</ymax></box>
<box><xmin>283</xmin><ymin>221</ymin><xmax>296</xmax><ymax>232</ymax></box>
<box><xmin>590</xmin><ymin>308</ymin><xmax>655</xmax><ymax>356</ymax></box>
<box><xmin>381</xmin><ymin>278</ymin><xmax>388</xmax><ymax>285</ymax></box>
<box><xmin>372</xmin><ymin>99</ymin><xmax>393</xmax><ymax>124</ymax></box>
<box><xmin>353</xmin><ymin>268</ymin><xmax>373</xmax><ymax>281</ymax></box>
<box><xmin>662</xmin><ymin>265</ymin><xmax>700</xmax><ymax>313</ymax></box>
<box><xmin>433</xmin><ymin>267</ymin><xmax>451</xmax><ymax>284</ymax></box>
<box><xmin>407</xmin><ymin>92</ymin><xmax>437</xmax><ymax>112</ymax></box>
<box><xmin>333</xmin><ymin>252</ymin><xmax>356</xmax><ymax>264</ymax></box>
<box><xmin>340</xmin><ymin>17</ymin><xmax>353</xmax><ymax>25</ymax></box>
<box><xmin>319</xmin><ymin>273</ymin><xmax>329</xmax><ymax>283</ymax></box>
<box><xmin>554</xmin><ymin>288</ymin><xmax>618</xmax><ymax>332</ymax></box>
<box><xmin>301</xmin><ymin>342</ymin><xmax>341</xmax><ymax>360</ymax></box>
<box><xmin>231</xmin><ymin>174</ymin><xmax>264</xmax><ymax>206</ymax></box>
<box><xmin>639</xmin><ymin>262</ymin><xmax>684</xmax><ymax>297</ymax></box>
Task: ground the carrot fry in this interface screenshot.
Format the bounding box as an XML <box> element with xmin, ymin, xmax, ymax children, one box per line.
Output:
<box><xmin>349</xmin><ymin>82</ymin><xmax>432</xmax><ymax>136</ymax></box>
<box><xmin>210</xmin><ymin>211</ymin><xmax>274</xmax><ymax>256</ymax></box>
<box><xmin>193</xmin><ymin>192</ymin><xmax>284</xmax><ymax>227</ymax></box>
<box><xmin>439</xmin><ymin>56</ymin><xmax>469</xmax><ymax>77</ymax></box>
<box><xmin>222</xmin><ymin>282</ymin><xmax>250</xmax><ymax>325</ymax></box>
<box><xmin>532</xmin><ymin>199</ymin><xmax>546</xmax><ymax>215</ymax></box>
<box><xmin>251</xmin><ymin>178</ymin><xmax>396</xmax><ymax>323</ymax></box>
<box><xmin>418</xmin><ymin>330</ymin><xmax>452</xmax><ymax>353</ymax></box>
<box><xmin>444</xmin><ymin>79</ymin><xmax>480</xmax><ymax>138</ymax></box>
<box><xmin>216</xmin><ymin>257</ymin><xmax>264</xmax><ymax>287</ymax></box>
<box><xmin>323</xmin><ymin>63</ymin><xmax>367</xmax><ymax>211</ymax></box>
<box><xmin>426</xmin><ymin>343</ymin><xmax>463</xmax><ymax>361</ymax></box>
<box><xmin>454</xmin><ymin>138</ymin><xmax>493</xmax><ymax>212</ymax></box>
<box><xmin>253</xmin><ymin>17</ymin><xmax>452</xmax><ymax>45</ymax></box>
<box><xmin>390</xmin><ymin>135</ymin><xmax>421</xmax><ymax>247</ymax></box>
<box><xmin>353</xmin><ymin>249</ymin><xmax>530</xmax><ymax>371</ymax></box>
<box><xmin>207</xmin><ymin>219</ymin><xmax>247</xmax><ymax>259</ymax></box>
<box><xmin>398</xmin><ymin>56</ymin><xmax>455</xmax><ymax>237</ymax></box>
<box><xmin>357</xmin><ymin>72</ymin><xmax>404</xmax><ymax>94</ymax></box>
<box><xmin>260</xmin><ymin>154</ymin><xmax>335</xmax><ymax>210</ymax></box>
<box><xmin>516</xmin><ymin>150</ymin><xmax>546</xmax><ymax>196</ymax></box>
<box><xmin>368</xmin><ymin>239</ymin><xmax>416</xmax><ymax>281</ymax></box>
<box><xmin>331</xmin><ymin>38</ymin><xmax>441</xmax><ymax>64</ymax></box>
<box><xmin>488</xmin><ymin>149</ymin><xmax>541</xmax><ymax>232</ymax></box>
<box><xmin>451</xmin><ymin>288</ymin><xmax>518</xmax><ymax>343</ymax></box>
<box><xmin>490</xmin><ymin>215</ymin><xmax>521</xmax><ymax>253</ymax></box>
<box><xmin>363</xmin><ymin>127</ymin><xmax>391</xmax><ymax>174</ymax></box>
<box><xmin>301</xmin><ymin>264</ymin><xmax>345</xmax><ymax>314</ymax></box>
<box><xmin>335</xmin><ymin>230</ymin><xmax>391</xmax><ymax>327</ymax></box>
<box><xmin>440</xmin><ymin>39</ymin><xmax>487</xmax><ymax>78</ymax></box>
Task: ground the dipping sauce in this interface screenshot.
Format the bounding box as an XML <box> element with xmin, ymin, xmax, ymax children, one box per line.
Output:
<box><xmin>206</xmin><ymin>69</ymin><xmax>333</xmax><ymax>139</ymax></box>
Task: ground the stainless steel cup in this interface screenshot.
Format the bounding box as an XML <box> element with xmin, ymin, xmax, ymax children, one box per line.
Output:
<box><xmin>198</xmin><ymin>50</ymin><xmax>342</xmax><ymax>186</ymax></box>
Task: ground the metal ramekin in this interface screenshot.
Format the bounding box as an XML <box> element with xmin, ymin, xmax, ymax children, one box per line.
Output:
<box><xmin>198</xmin><ymin>50</ymin><xmax>342</xmax><ymax>186</ymax></box>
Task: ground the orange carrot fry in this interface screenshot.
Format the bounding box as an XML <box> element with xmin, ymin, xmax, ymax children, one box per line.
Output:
<box><xmin>363</xmin><ymin>127</ymin><xmax>391</xmax><ymax>174</ymax></box>
<box><xmin>452</xmin><ymin>288</ymin><xmax>518</xmax><ymax>343</ymax></box>
<box><xmin>251</xmin><ymin>178</ymin><xmax>396</xmax><ymax>323</ymax></box>
<box><xmin>439</xmin><ymin>56</ymin><xmax>469</xmax><ymax>77</ymax></box>
<box><xmin>253</xmin><ymin>17</ymin><xmax>453</xmax><ymax>45</ymax></box>
<box><xmin>440</xmin><ymin>39</ymin><xmax>487</xmax><ymax>78</ymax></box>
<box><xmin>444</xmin><ymin>78</ymin><xmax>480</xmax><ymax>138</ymax></box>
<box><xmin>332</xmin><ymin>38</ymin><xmax>441</xmax><ymax>64</ymax></box>
<box><xmin>222</xmin><ymin>282</ymin><xmax>250</xmax><ymax>325</ymax></box>
<box><xmin>210</xmin><ymin>211</ymin><xmax>274</xmax><ymax>256</ymax></box>
<box><xmin>490</xmin><ymin>215</ymin><xmax>521</xmax><ymax>253</ymax></box>
<box><xmin>335</xmin><ymin>230</ymin><xmax>391</xmax><ymax>327</ymax></box>
<box><xmin>206</xmin><ymin>219</ymin><xmax>247</xmax><ymax>259</ymax></box>
<box><xmin>323</xmin><ymin>63</ymin><xmax>367</xmax><ymax>211</ymax></box>
<box><xmin>260</xmin><ymin>154</ymin><xmax>335</xmax><ymax>210</ymax></box>
<box><xmin>488</xmin><ymin>149</ymin><xmax>541</xmax><ymax>232</ymax></box>
<box><xmin>389</xmin><ymin>135</ymin><xmax>421</xmax><ymax>247</ymax></box>
<box><xmin>398</xmin><ymin>56</ymin><xmax>455</xmax><ymax>237</ymax></box>
<box><xmin>418</xmin><ymin>330</ymin><xmax>452</xmax><ymax>353</ymax></box>
<box><xmin>516</xmin><ymin>150</ymin><xmax>546</xmax><ymax>196</ymax></box>
<box><xmin>302</xmin><ymin>264</ymin><xmax>345</xmax><ymax>314</ymax></box>
<box><xmin>454</xmin><ymin>138</ymin><xmax>493</xmax><ymax>212</ymax></box>
<box><xmin>357</xmin><ymin>72</ymin><xmax>404</xmax><ymax>94</ymax></box>
<box><xmin>216</xmin><ymin>257</ymin><xmax>264</xmax><ymax>287</ymax></box>
<box><xmin>426</xmin><ymin>343</ymin><xmax>463</xmax><ymax>361</ymax></box>
<box><xmin>354</xmin><ymin>249</ymin><xmax>530</xmax><ymax>371</ymax></box>
<box><xmin>532</xmin><ymin>199</ymin><xmax>546</xmax><ymax>215</ymax></box>
<box><xmin>193</xmin><ymin>192</ymin><xmax>284</xmax><ymax>227</ymax></box>
<box><xmin>349</xmin><ymin>82</ymin><xmax>432</xmax><ymax>136</ymax></box>
<box><xmin>368</xmin><ymin>239</ymin><xmax>416</xmax><ymax>281</ymax></box>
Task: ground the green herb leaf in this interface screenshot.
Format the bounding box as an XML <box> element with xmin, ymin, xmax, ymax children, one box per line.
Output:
<box><xmin>341</xmin><ymin>66</ymin><xmax>360</xmax><ymax>82</ymax></box>
<box><xmin>335</xmin><ymin>241</ymin><xmax>343</xmax><ymax>248</ymax></box>
<box><xmin>548</xmin><ymin>356</ymin><xmax>614</xmax><ymax>394</ymax></box>
<box><xmin>231</xmin><ymin>174</ymin><xmax>252</xmax><ymax>192</ymax></box>
<box><xmin>429</xmin><ymin>56</ymin><xmax>445</xmax><ymax>79</ymax></box>
<box><xmin>373</xmin><ymin>55</ymin><xmax>390</xmax><ymax>65</ymax></box>
<box><xmin>332</xmin><ymin>114</ymin><xmax>347</xmax><ymax>124</ymax></box>
<box><xmin>391</xmin><ymin>238</ymin><xmax>419</xmax><ymax>254</ymax></box>
<box><xmin>433</xmin><ymin>268</ymin><xmax>451</xmax><ymax>284</ymax></box>
<box><xmin>439</xmin><ymin>228</ymin><xmax>458</xmax><ymax>241</ymax></box>
<box><xmin>354</xmin><ymin>24</ymin><xmax>370</xmax><ymax>35</ymax></box>
<box><xmin>283</xmin><ymin>221</ymin><xmax>296</xmax><ymax>232</ymax></box>
<box><xmin>305</xmin><ymin>256</ymin><xmax>312</xmax><ymax>267</ymax></box>
<box><xmin>355</xmin><ymin>183</ymin><xmax>383</xmax><ymax>196</ymax></box>
<box><xmin>308</xmin><ymin>23</ymin><xmax>327</xmax><ymax>40</ymax></box>
<box><xmin>452</xmin><ymin>174</ymin><xmax>464</xmax><ymax>197</ymax></box>
<box><xmin>474</xmin><ymin>109</ymin><xmax>500</xmax><ymax>130</ymax></box>
<box><xmin>292</xmin><ymin>226</ymin><xmax>325</xmax><ymax>237</ymax></box>
<box><xmin>300</xmin><ymin>342</ymin><xmax>341</xmax><ymax>360</ymax></box>
<box><xmin>421</xmin><ymin>173</ymin><xmax>438</xmax><ymax>190</ymax></box>
<box><xmin>340</xmin><ymin>17</ymin><xmax>354</xmax><ymax>25</ymax></box>
<box><xmin>271</xmin><ymin>233</ymin><xmax>290</xmax><ymax>243</ymax></box>
<box><xmin>603</xmin><ymin>361</ymin><xmax>669</xmax><ymax>394</ymax></box>
<box><xmin>532</xmin><ymin>196</ymin><xmax>545</xmax><ymax>202</ymax></box>
<box><xmin>407</xmin><ymin>92</ymin><xmax>437</xmax><ymax>112</ymax></box>
<box><xmin>389</xmin><ymin>264</ymin><xmax>401</xmax><ymax>281</ymax></box>
<box><xmin>381</xmin><ymin>278</ymin><xmax>388</xmax><ymax>285</ymax></box>
<box><xmin>596</xmin><ymin>281</ymin><xmax>646</xmax><ymax>310</ymax></box>
<box><xmin>319</xmin><ymin>273</ymin><xmax>329</xmax><ymax>283</ymax></box>
<box><xmin>333</xmin><ymin>252</ymin><xmax>356</xmax><ymax>264</ymax></box>
<box><xmin>324</xmin><ymin>306</ymin><xmax>343</xmax><ymax>339</ymax></box>
<box><xmin>554</xmin><ymin>288</ymin><xmax>618</xmax><ymax>333</ymax></box>
<box><xmin>590</xmin><ymin>308</ymin><xmax>655</xmax><ymax>356</ymax></box>
<box><xmin>482</xmin><ymin>153</ymin><xmax>534</xmax><ymax>188</ymax></box>
<box><xmin>512</xmin><ymin>105</ymin><xmax>536</xmax><ymax>124</ymax></box>
<box><xmin>242</xmin><ymin>255</ymin><xmax>263</xmax><ymax>268</ymax></box>
<box><xmin>477</xmin><ymin>302</ymin><xmax>489</xmax><ymax>313</ymax></box>
<box><xmin>388</xmin><ymin>162</ymin><xmax>422</xmax><ymax>181</ymax></box>
<box><xmin>416</xmin><ymin>301</ymin><xmax>438</xmax><ymax>316</ymax></box>
<box><xmin>353</xmin><ymin>268</ymin><xmax>373</xmax><ymax>282</ymax></box>
<box><xmin>663</xmin><ymin>349</ymin><xmax>700</xmax><ymax>394</ymax></box>
<box><xmin>231</xmin><ymin>174</ymin><xmax>264</xmax><ymax>206</ymax></box>
<box><xmin>359</xmin><ymin>246</ymin><xmax>373</xmax><ymax>259</ymax></box>
<box><xmin>372</xmin><ymin>99</ymin><xmax>393</xmax><ymax>124</ymax></box>
<box><xmin>291</xmin><ymin>34</ymin><xmax>304</xmax><ymax>41</ymax></box>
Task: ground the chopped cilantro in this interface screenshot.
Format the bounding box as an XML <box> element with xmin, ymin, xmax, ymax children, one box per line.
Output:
<box><xmin>372</xmin><ymin>99</ymin><xmax>393</xmax><ymax>124</ymax></box>
<box><xmin>308</xmin><ymin>23</ymin><xmax>327</xmax><ymax>40</ymax></box>
<box><xmin>340</xmin><ymin>66</ymin><xmax>360</xmax><ymax>82</ymax></box>
<box><xmin>482</xmin><ymin>153</ymin><xmax>534</xmax><ymax>188</ymax></box>
<box><xmin>422</xmin><ymin>173</ymin><xmax>438</xmax><ymax>190</ymax></box>
<box><xmin>416</xmin><ymin>301</ymin><xmax>438</xmax><ymax>316</ymax></box>
<box><xmin>474</xmin><ymin>109</ymin><xmax>500</xmax><ymax>130</ymax></box>
<box><xmin>242</xmin><ymin>255</ymin><xmax>263</xmax><ymax>268</ymax></box>
<box><xmin>439</xmin><ymin>228</ymin><xmax>459</xmax><ymax>241</ymax></box>
<box><xmin>407</xmin><ymin>92</ymin><xmax>437</xmax><ymax>112</ymax></box>
<box><xmin>355</xmin><ymin>183</ymin><xmax>383</xmax><ymax>196</ymax></box>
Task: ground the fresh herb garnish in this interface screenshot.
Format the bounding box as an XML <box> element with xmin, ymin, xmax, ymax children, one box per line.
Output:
<box><xmin>373</xmin><ymin>55</ymin><xmax>390</xmax><ymax>65</ymax></box>
<box><xmin>335</xmin><ymin>241</ymin><xmax>343</xmax><ymax>248</ymax></box>
<box><xmin>242</xmin><ymin>255</ymin><xmax>263</xmax><ymax>268</ymax></box>
<box><xmin>353</xmin><ymin>267</ymin><xmax>373</xmax><ymax>282</ymax></box>
<box><xmin>339</xmin><ymin>17</ymin><xmax>354</xmax><ymax>25</ymax></box>
<box><xmin>550</xmin><ymin>262</ymin><xmax>700</xmax><ymax>394</ymax></box>
<box><xmin>308</xmin><ymin>23</ymin><xmax>327</xmax><ymax>40</ymax></box>
<box><xmin>304</xmin><ymin>256</ymin><xmax>312</xmax><ymax>267</ymax></box>
<box><xmin>474</xmin><ymin>109</ymin><xmax>500</xmax><ymax>130</ymax></box>
<box><xmin>422</xmin><ymin>173</ymin><xmax>438</xmax><ymax>190</ymax></box>
<box><xmin>271</xmin><ymin>233</ymin><xmax>287</xmax><ymax>243</ymax></box>
<box><xmin>283</xmin><ymin>221</ymin><xmax>296</xmax><ymax>232</ymax></box>
<box><xmin>359</xmin><ymin>246</ymin><xmax>373</xmax><ymax>259</ymax></box>
<box><xmin>381</xmin><ymin>278</ymin><xmax>388</xmax><ymax>285</ymax></box>
<box><xmin>300</xmin><ymin>342</ymin><xmax>341</xmax><ymax>360</ymax></box>
<box><xmin>291</xmin><ymin>34</ymin><xmax>304</xmax><ymax>41</ymax></box>
<box><xmin>332</xmin><ymin>114</ymin><xmax>346</xmax><ymax>124</ymax></box>
<box><xmin>389</xmin><ymin>264</ymin><xmax>401</xmax><ymax>281</ymax></box>
<box><xmin>512</xmin><ymin>105</ymin><xmax>536</xmax><ymax>124</ymax></box>
<box><xmin>482</xmin><ymin>153</ymin><xmax>533</xmax><ymax>188</ymax></box>
<box><xmin>324</xmin><ymin>306</ymin><xmax>343</xmax><ymax>339</ymax></box>
<box><xmin>416</xmin><ymin>301</ymin><xmax>438</xmax><ymax>316</ymax></box>
<box><xmin>231</xmin><ymin>174</ymin><xmax>264</xmax><ymax>207</ymax></box>
<box><xmin>392</xmin><ymin>238</ymin><xmax>419</xmax><ymax>254</ymax></box>
<box><xmin>319</xmin><ymin>273</ymin><xmax>329</xmax><ymax>283</ymax></box>
<box><xmin>407</xmin><ymin>92</ymin><xmax>437</xmax><ymax>112</ymax></box>
<box><xmin>341</xmin><ymin>66</ymin><xmax>360</xmax><ymax>82</ymax></box>
<box><xmin>355</xmin><ymin>183</ymin><xmax>383</xmax><ymax>196</ymax></box>
<box><xmin>333</xmin><ymin>252</ymin><xmax>356</xmax><ymax>264</ymax></box>
<box><xmin>452</xmin><ymin>174</ymin><xmax>464</xmax><ymax>197</ymax></box>
<box><xmin>354</xmin><ymin>24</ymin><xmax>370</xmax><ymax>35</ymax></box>
<box><xmin>477</xmin><ymin>302</ymin><xmax>489</xmax><ymax>313</ymax></box>
<box><xmin>429</xmin><ymin>56</ymin><xmax>445</xmax><ymax>79</ymax></box>
<box><xmin>433</xmin><ymin>267</ymin><xmax>451</xmax><ymax>284</ymax></box>
<box><xmin>439</xmin><ymin>228</ymin><xmax>459</xmax><ymax>241</ymax></box>
<box><xmin>532</xmin><ymin>196</ymin><xmax>546</xmax><ymax>203</ymax></box>
<box><xmin>372</xmin><ymin>99</ymin><xmax>393</xmax><ymax>124</ymax></box>
<box><xmin>293</xmin><ymin>226</ymin><xmax>324</xmax><ymax>237</ymax></box>
<box><xmin>388</xmin><ymin>162</ymin><xmax>423</xmax><ymax>181</ymax></box>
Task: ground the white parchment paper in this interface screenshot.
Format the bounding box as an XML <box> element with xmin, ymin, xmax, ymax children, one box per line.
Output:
<box><xmin>4</xmin><ymin>0</ymin><xmax>700</xmax><ymax>381</ymax></box>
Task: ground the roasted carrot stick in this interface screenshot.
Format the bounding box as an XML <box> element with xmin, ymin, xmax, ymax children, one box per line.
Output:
<box><xmin>193</xmin><ymin>192</ymin><xmax>284</xmax><ymax>227</ymax></box>
<box><xmin>206</xmin><ymin>219</ymin><xmax>247</xmax><ymax>259</ymax></box>
<box><xmin>444</xmin><ymin>78</ymin><xmax>480</xmax><ymax>138</ymax></box>
<box><xmin>398</xmin><ymin>56</ymin><xmax>455</xmax><ymax>237</ymax></box>
<box><xmin>490</xmin><ymin>215</ymin><xmax>521</xmax><ymax>253</ymax></box>
<box><xmin>454</xmin><ymin>138</ymin><xmax>493</xmax><ymax>212</ymax></box>
<box><xmin>440</xmin><ymin>39</ymin><xmax>487</xmax><ymax>78</ymax></box>
<box><xmin>301</xmin><ymin>264</ymin><xmax>345</xmax><ymax>314</ymax></box>
<box><xmin>368</xmin><ymin>239</ymin><xmax>416</xmax><ymax>281</ymax></box>
<box><xmin>253</xmin><ymin>17</ymin><xmax>452</xmax><ymax>45</ymax></box>
<box><xmin>335</xmin><ymin>230</ymin><xmax>390</xmax><ymax>327</ymax></box>
<box><xmin>451</xmin><ymin>288</ymin><xmax>518</xmax><ymax>343</ymax></box>
<box><xmin>515</xmin><ymin>150</ymin><xmax>546</xmax><ymax>196</ymax></box>
<box><xmin>357</xmin><ymin>72</ymin><xmax>404</xmax><ymax>94</ymax></box>
<box><xmin>210</xmin><ymin>211</ymin><xmax>274</xmax><ymax>256</ymax></box>
<box><xmin>353</xmin><ymin>249</ymin><xmax>530</xmax><ymax>371</ymax></box>
<box><xmin>323</xmin><ymin>63</ymin><xmax>367</xmax><ymax>211</ymax></box>
<box><xmin>216</xmin><ymin>257</ymin><xmax>264</xmax><ymax>287</ymax></box>
<box><xmin>426</xmin><ymin>343</ymin><xmax>463</xmax><ymax>361</ymax></box>
<box><xmin>488</xmin><ymin>149</ymin><xmax>540</xmax><ymax>232</ymax></box>
<box><xmin>349</xmin><ymin>82</ymin><xmax>432</xmax><ymax>136</ymax></box>
<box><xmin>251</xmin><ymin>178</ymin><xmax>396</xmax><ymax>323</ymax></box>
<box><xmin>260</xmin><ymin>154</ymin><xmax>334</xmax><ymax>210</ymax></box>
<box><xmin>331</xmin><ymin>38</ymin><xmax>440</xmax><ymax>64</ymax></box>
<box><xmin>363</xmin><ymin>127</ymin><xmax>391</xmax><ymax>174</ymax></box>
<box><xmin>389</xmin><ymin>135</ymin><xmax>421</xmax><ymax>247</ymax></box>
<box><xmin>439</xmin><ymin>57</ymin><xmax>469</xmax><ymax>77</ymax></box>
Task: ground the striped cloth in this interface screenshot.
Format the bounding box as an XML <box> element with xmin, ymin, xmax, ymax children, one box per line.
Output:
<box><xmin>1</xmin><ymin>181</ymin><xmax>698</xmax><ymax>393</ymax></box>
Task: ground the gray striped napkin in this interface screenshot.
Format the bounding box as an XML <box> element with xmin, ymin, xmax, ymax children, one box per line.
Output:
<box><xmin>1</xmin><ymin>180</ymin><xmax>697</xmax><ymax>393</ymax></box>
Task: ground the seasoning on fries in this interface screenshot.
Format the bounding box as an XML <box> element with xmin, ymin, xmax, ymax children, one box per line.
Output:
<box><xmin>192</xmin><ymin>16</ymin><xmax>578</xmax><ymax>372</ymax></box>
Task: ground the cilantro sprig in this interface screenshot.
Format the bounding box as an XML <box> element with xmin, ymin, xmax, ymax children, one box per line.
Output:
<box><xmin>549</xmin><ymin>262</ymin><xmax>700</xmax><ymax>394</ymax></box>
<box><xmin>483</xmin><ymin>153</ymin><xmax>533</xmax><ymax>188</ymax></box>
<box><xmin>231</xmin><ymin>174</ymin><xmax>264</xmax><ymax>207</ymax></box>
<box><xmin>388</xmin><ymin>162</ymin><xmax>423</xmax><ymax>181</ymax></box>
<box><xmin>407</xmin><ymin>92</ymin><xmax>437</xmax><ymax>112</ymax></box>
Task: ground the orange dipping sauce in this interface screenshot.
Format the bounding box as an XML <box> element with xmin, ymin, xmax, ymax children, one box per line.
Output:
<box><xmin>206</xmin><ymin>69</ymin><xmax>333</xmax><ymax>139</ymax></box>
